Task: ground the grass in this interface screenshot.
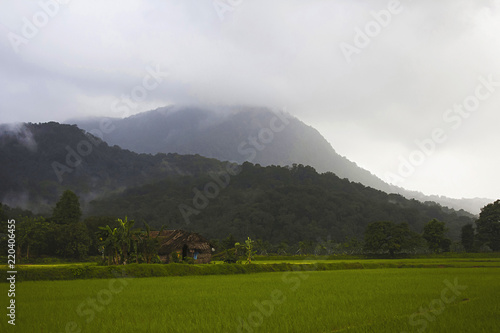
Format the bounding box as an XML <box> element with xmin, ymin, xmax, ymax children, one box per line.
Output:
<box><xmin>252</xmin><ymin>252</ymin><xmax>500</xmax><ymax>261</ymax></box>
<box><xmin>248</xmin><ymin>257</ymin><xmax>500</xmax><ymax>266</ymax></box>
<box><xmin>1</xmin><ymin>257</ymin><xmax>499</xmax><ymax>282</ymax></box>
<box><xmin>0</xmin><ymin>257</ymin><xmax>498</xmax><ymax>282</ymax></box>
<box><xmin>1</xmin><ymin>264</ymin><xmax>499</xmax><ymax>332</ymax></box>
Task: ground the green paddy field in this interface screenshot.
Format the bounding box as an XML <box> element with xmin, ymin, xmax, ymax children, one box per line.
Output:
<box><xmin>1</xmin><ymin>257</ymin><xmax>499</xmax><ymax>332</ymax></box>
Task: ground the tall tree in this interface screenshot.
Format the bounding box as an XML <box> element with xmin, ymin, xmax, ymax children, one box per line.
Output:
<box><xmin>138</xmin><ymin>222</ymin><xmax>165</xmax><ymax>264</ymax></box>
<box><xmin>52</xmin><ymin>190</ymin><xmax>82</xmax><ymax>224</ymax></box>
<box><xmin>475</xmin><ymin>200</ymin><xmax>500</xmax><ymax>251</ymax></box>
<box><xmin>422</xmin><ymin>219</ymin><xmax>451</xmax><ymax>253</ymax></box>
<box><xmin>461</xmin><ymin>224</ymin><xmax>475</xmax><ymax>253</ymax></box>
<box><xmin>16</xmin><ymin>216</ymin><xmax>52</xmax><ymax>262</ymax></box>
<box><xmin>84</xmin><ymin>216</ymin><xmax>118</xmax><ymax>255</ymax></box>
<box><xmin>363</xmin><ymin>221</ymin><xmax>420</xmax><ymax>257</ymax></box>
<box><xmin>98</xmin><ymin>225</ymin><xmax>120</xmax><ymax>265</ymax></box>
<box><xmin>221</xmin><ymin>234</ymin><xmax>237</xmax><ymax>250</ymax></box>
<box><xmin>116</xmin><ymin>217</ymin><xmax>136</xmax><ymax>264</ymax></box>
<box><xmin>0</xmin><ymin>202</ymin><xmax>6</xmax><ymax>222</ymax></box>
<box><xmin>55</xmin><ymin>222</ymin><xmax>92</xmax><ymax>260</ymax></box>
<box><xmin>244</xmin><ymin>237</ymin><xmax>255</xmax><ymax>264</ymax></box>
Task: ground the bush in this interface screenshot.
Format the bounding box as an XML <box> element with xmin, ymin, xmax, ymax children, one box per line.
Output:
<box><xmin>183</xmin><ymin>257</ymin><xmax>195</xmax><ymax>264</ymax></box>
<box><xmin>171</xmin><ymin>252</ymin><xmax>180</xmax><ymax>263</ymax></box>
<box><xmin>7</xmin><ymin>253</ymin><xmax>500</xmax><ymax>282</ymax></box>
<box><xmin>71</xmin><ymin>265</ymin><xmax>91</xmax><ymax>277</ymax></box>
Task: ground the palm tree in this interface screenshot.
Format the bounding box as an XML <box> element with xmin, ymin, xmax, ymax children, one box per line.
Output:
<box><xmin>99</xmin><ymin>219</ymin><xmax>165</xmax><ymax>265</ymax></box>
<box><xmin>98</xmin><ymin>225</ymin><xmax>120</xmax><ymax>265</ymax></box>
<box><xmin>116</xmin><ymin>217</ymin><xmax>136</xmax><ymax>264</ymax></box>
<box><xmin>244</xmin><ymin>237</ymin><xmax>255</xmax><ymax>264</ymax></box>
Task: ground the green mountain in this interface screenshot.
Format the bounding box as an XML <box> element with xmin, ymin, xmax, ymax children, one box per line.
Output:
<box><xmin>0</xmin><ymin>121</ymin><xmax>474</xmax><ymax>243</ymax></box>
<box><xmin>0</xmin><ymin>122</ymin><xmax>226</xmax><ymax>213</ymax></box>
<box><xmin>72</xmin><ymin>106</ymin><xmax>393</xmax><ymax>191</ymax></box>
<box><xmin>87</xmin><ymin>162</ymin><xmax>474</xmax><ymax>243</ymax></box>
<box><xmin>71</xmin><ymin>105</ymin><xmax>491</xmax><ymax>214</ymax></box>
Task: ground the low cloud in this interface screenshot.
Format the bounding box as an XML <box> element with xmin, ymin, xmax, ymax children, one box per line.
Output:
<box><xmin>0</xmin><ymin>0</ymin><xmax>499</xmax><ymax>199</ymax></box>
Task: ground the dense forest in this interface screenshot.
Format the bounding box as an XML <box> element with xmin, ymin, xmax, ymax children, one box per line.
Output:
<box><xmin>73</xmin><ymin>107</ymin><xmax>491</xmax><ymax>214</ymax></box>
<box><xmin>73</xmin><ymin>106</ymin><xmax>391</xmax><ymax>193</ymax></box>
<box><xmin>2</xmin><ymin>192</ymin><xmax>498</xmax><ymax>264</ymax></box>
<box><xmin>0</xmin><ymin>122</ymin><xmax>227</xmax><ymax>212</ymax></box>
<box><xmin>88</xmin><ymin>162</ymin><xmax>474</xmax><ymax>243</ymax></box>
<box><xmin>2</xmin><ymin>121</ymin><xmax>497</xmax><ymax>262</ymax></box>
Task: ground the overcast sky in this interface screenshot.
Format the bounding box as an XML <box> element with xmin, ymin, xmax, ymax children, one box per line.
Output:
<box><xmin>1</xmin><ymin>0</ymin><xmax>499</xmax><ymax>200</ymax></box>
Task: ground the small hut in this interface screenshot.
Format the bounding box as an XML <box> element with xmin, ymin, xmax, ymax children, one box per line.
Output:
<box><xmin>150</xmin><ymin>230</ymin><xmax>213</xmax><ymax>264</ymax></box>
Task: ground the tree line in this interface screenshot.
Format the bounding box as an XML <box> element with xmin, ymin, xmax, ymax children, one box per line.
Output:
<box><xmin>216</xmin><ymin>206</ymin><xmax>499</xmax><ymax>259</ymax></box>
<box><xmin>1</xmin><ymin>190</ymin><xmax>498</xmax><ymax>263</ymax></box>
<box><xmin>88</xmin><ymin>163</ymin><xmax>475</xmax><ymax>244</ymax></box>
<box><xmin>362</xmin><ymin>199</ymin><xmax>500</xmax><ymax>256</ymax></box>
<box><xmin>0</xmin><ymin>190</ymin><xmax>168</xmax><ymax>264</ymax></box>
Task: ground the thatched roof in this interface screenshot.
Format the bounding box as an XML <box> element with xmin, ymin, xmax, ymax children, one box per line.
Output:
<box><xmin>150</xmin><ymin>230</ymin><xmax>212</xmax><ymax>254</ymax></box>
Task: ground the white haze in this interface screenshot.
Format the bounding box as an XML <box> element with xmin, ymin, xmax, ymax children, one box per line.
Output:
<box><xmin>0</xmin><ymin>0</ymin><xmax>499</xmax><ymax>200</ymax></box>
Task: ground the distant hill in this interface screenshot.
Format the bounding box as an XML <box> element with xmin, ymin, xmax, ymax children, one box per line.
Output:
<box><xmin>72</xmin><ymin>105</ymin><xmax>491</xmax><ymax>214</ymax></box>
<box><xmin>71</xmin><ymin>105</ymin><xmax>391</xmax><ymax>192</ymax></box>
<box><xmin>87</xmin><ymin>162</ymin><xmax>474</xmax><ymax>243</ymax></box>
<box><xmin>0</xmin><ymin>122</ymin><xmax>226</xmax><ymax>213</ymax></box>
<box><xmin>0</xmin><ymin>121</ymin><xmax>477</xmax><ymax>242</ymax></box>
<box><xmin>394</xmin><ymin>190</ymin><xmax>491</xmax><ymax>218</ymax></box>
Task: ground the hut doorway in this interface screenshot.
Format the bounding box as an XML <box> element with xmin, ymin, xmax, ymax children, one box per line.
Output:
<box><xmin>182</xmin><ymin>244</ymin><xmax>188</xmax><ymax>259</ymax></box>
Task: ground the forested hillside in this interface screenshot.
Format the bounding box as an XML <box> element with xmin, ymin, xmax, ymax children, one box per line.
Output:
<box><xmin>0</xmin><ymin>121</ymin><xmax>475</xmax><ymax>244</ymax></box>
<box><xmin>0</xmin><ymin>122</ymin><xmax>226</xmax><ymax>212</ymax></box>
<box><xmin>73</xmin><ymin>106</ymin><xmax>393</xmax><ymax>193</ymax></box>
<box><xmin>88</xmin><ymin>162</ymin><xmax>474</xmax><ymax>243</ymax></box>
<box><xmin>73</xmin><ymin>106</ymin><xmax>491</xmax><ymax>214</ymax></box>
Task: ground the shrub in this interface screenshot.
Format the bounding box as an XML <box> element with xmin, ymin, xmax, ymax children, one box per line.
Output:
<box><xmin>171</xmin><ymin>252</ymin><xmax>181</xmax><ymax>263</ymax></box>
<box><xmin>183</xmin><ymin>257</ymin><xmax>195</xmax><ymax>264</ymax></box>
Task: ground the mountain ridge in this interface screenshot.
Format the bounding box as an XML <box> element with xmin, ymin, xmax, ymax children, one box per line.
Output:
<box><xmin>0</xmin><ymin>120</ymin><xmax>478</xmax><ymax>242</ymax></box>
<box><xmin>0</xmin><ymin>121</ymin><xmax>227</xmax><ymax>213</ymax></box>
<box><xmin>87</xmin><ymin>162</ymin><xmax>474</xmax><ymax>243</ymax></box>
<box><xmin>70</xmin><ymin>105</ymin><xmax>491</xmax><ymax>214</ymax></box>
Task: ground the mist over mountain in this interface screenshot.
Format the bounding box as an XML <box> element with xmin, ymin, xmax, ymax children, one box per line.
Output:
<box><xmin>72</xmin><ymin>106</ymin><xmax>391</xmax><ymax>188</ymax></box>
<box><xmin>0</xmin><ymin>120</ymin><xmax>479</xmax><ymax>242</ymax></box>
<box><xmin>0</xmin><ymin>122</ymin><xmax>226</xmax><ymax>213</ymax></box>
<box><xmin>71</xmin><ymin>105</ymin><xmax>490</xmax><ymax>214</ymax></box>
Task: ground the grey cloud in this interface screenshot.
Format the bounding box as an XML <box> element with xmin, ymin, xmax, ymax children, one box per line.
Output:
<box><xmin>0</xmin><ymin>0</ymin><xmax>499</xmax><ymax>199</ymax></box>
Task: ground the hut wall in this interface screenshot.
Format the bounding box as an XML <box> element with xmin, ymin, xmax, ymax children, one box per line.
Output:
<box><xmin>158</xmin><ymin>249</ymin><xmax>211</xmax><ymax>264</ymax></box>
<box><xmin>153</xmin><ymin>230</ymin><xmax>213</xmax><ymax>264</ymax></box>
<box><xmin>196</xmin><ymin>252</ymin><xmax>211</xmax><ymax>264</ymax></box>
